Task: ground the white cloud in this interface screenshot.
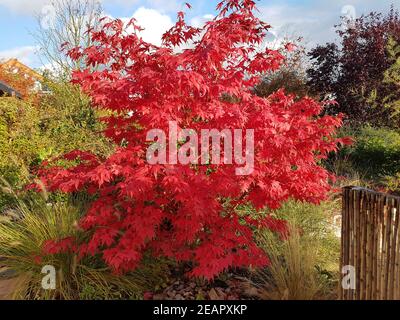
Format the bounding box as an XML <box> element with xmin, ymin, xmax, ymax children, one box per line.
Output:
<box><xmin>2</xmin><ymin>0</ymin><xmax>398</xmax><ymax>69</ymax></box>
<box><xmin>257</xmin><ymin>0</ymin><xmax>399</xmax><ymax>49</ymax></box>
<box><xmin>190</xmin><ymin>14</ymin><xmax>214</xmax><ymax>28</ymax></box>
<box><xmin>103</xmin><ymin>0</ymin><xmax>139</xmax><ymax>6</ymax></box>
<box><xmin>0</xmin><ymin>0</ymin><xmax>182</xmax><ymax>15</ymax></box>
<box><xmin>14</xmin><ymin>2</ymin><xmax>177</xmax><ymax>47</ymax></box>
<box><xmin>0</xmin><ymin>46</ymin><xmax>39</xmax><ymax>65</ymax></box>
<box><xmin>128</xmin><ymin>7</ymin><xmax>174</xmax><ymax>46</ymax></box>
<box><xmin>145</xmin><ymin>0</ymin><xmax>180</xmax><ymax>13</ymax></box>
<box><xmin>104</xmin><ymin>0</ymin><xmax>181</xmax><ymax>13</ymax></box>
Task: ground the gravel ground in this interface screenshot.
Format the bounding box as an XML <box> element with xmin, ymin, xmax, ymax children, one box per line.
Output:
<box><xmin>146</xmin><ymin>272</ymin><xmax>259</xmax><ymax>301</ymax></box>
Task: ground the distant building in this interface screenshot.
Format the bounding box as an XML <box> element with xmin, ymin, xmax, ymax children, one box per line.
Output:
<box><xmin>0</xmin><ymin>80</ymin><xmax>22</xmax><ymax>98</ymax></box>
<box><xmin>0</xmin><ymin>59</ymin><xmax>47</xmax><ymax>98</ymax></box>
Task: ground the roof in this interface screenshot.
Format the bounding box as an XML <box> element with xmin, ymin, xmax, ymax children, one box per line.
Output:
<box><xmin>0</xmin><ymin>80</ymin><xmax>22</xmax><ymax>99</ymax></box>
<box><xmin>0</xmin><ymin>59</ymin><xmax>44</xmax><ymax>82</ymax></box>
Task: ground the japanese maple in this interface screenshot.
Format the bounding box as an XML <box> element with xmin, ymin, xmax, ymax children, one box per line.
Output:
<box><xmin>38</xmin><ymin>0</ymin><xmax>348</xmax><ymax>279</ymax></box>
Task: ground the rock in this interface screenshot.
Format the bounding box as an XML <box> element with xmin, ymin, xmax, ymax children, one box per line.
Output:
<box><xmin>153</xmin><ymin>294</ymin><xmax>165</xmax><ymax>300</ymax></box>
<box><xmin>156</xmin><ymin>269</ymin><xmax>255</xmax><ymax>301</ymax></box>
<box><xmin>215</xmin><ymin>287</ymin><xmax>226</xmax><ymax>299</ymax></box>
<box><xmin>242</xmin><ymin>286</ymin><xmax>260</xmax><ymax>298</ymax></box>
<box><xmin>208</xmin><ymin>288</ymin><xmax>222</xmax><ymax>300</ymax></box>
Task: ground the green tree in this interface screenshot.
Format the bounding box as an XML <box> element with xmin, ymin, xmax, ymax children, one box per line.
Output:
<box><xmin>0</xmin><ymin>81</ymin><xmax>113</xmax><ymax>211</ymax></box>
<box><xmin>307</xmin><ymin>8</ymin><xmax>400</xmax><ymax>127</ymax></box>
<box><xmin>38</xmin><ymin>80</ymin><xmax>113</xmax><ymax>158</ymax></box>
<box><xmin>0</xmin><ymin>97</ymin><xmax>44</xmax><ymax>209</ymax></box>
<box><xmin>382</xmin><ymin>37</ymin><xmax>400</xmax><ymax>117</ymax></box>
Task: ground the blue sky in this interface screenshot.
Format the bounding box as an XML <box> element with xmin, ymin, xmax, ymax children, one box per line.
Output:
<box><xmin>0</xmin><ymin>0</ymin><xmax>398</xmax><ymax>68</ymax></box>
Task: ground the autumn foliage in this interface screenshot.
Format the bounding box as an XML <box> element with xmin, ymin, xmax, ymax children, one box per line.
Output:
<box><xmin>0</xmin><ymin>64</ymin><xmax>35</xmax><ymax>99</ymax></box>
<box><xmin>37</xmin><ymin>0</ymin><xmax>347</xmax><ymax>279</ymax></box>
<box><xmin>308</xmin><ymin>8</ymin><xmax>400</xmax><ymax>127</ymax></box>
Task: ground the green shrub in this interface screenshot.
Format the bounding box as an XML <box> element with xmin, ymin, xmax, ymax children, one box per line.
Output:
<box><xmin>0</xmin><ymin>98</ymin><xmax>45</xmax><ymax>210</ymax></box>
<box><xmin>0</xmin><ymin>98</ymin><xmax>43</xmax><ymax>167</ymax></box>
<box><xmin>347</xmin><ymin>126</ymin><xmax>400</xmax><ymax>179</ymax></box>
<box><xmin>381</xmin><ymin>37</ymin><xmax>400</xmax><ymax>119</ymax></box>
<box><xmin>327</xmin><ymin>125</ymin><xmax>400</xmax><ymax>181</ymax></box>
<box><xmin>38</xmin><ymin>80</ymin><xmax>113</xmax><ymax>158</ymax></box>
<box><xmin>0</xmin><ymin>81</ymin><xmax>113</xmax><ymax>211</ymax></box>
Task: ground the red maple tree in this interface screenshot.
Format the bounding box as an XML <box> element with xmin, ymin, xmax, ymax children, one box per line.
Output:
<box><xmin>38</xmin><ymin>0</ymin><xmax>348</xmax><ymax>279</ymax></box>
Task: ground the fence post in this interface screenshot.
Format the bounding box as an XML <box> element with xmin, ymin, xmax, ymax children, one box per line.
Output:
<box><xmin>341</xmin><ymin>186</ymin><xmax>400</xmax><ymax>300</ymax></box>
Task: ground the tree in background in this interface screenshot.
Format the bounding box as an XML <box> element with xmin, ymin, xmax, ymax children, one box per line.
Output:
<box><xmin>0</xmin><ymin>98</ymin><xmax>42</xmax><ymax>209</ymax></box>
<box><xmin>382</xmin><ymin>37</ymin><xmax>400</xmax><ymax>117</ymax></box>
<box><xmin>0</xmin><ymin>81</ymin><xmax>112</xmax><ymax>212</ymax></box>
<box><xmin>307</xmin><ymin>7</ymin><xmax>400</xmax><ymax>127</ymax></box>
<box><xmin>33</xmin><ymin>0</ymin><xmax>103</xmax><ymax>77</ymax></box>
<box><xmin>38</xmin><ymin>80</ymin><xmax>113</xmax><ymax>158</ymax></box>
<box><xmin>37</xmin><ymin>1</ymin><xmax>348</xmax><ymax>279</ymax></box>
<box><xmin>254</xmin><ymin>38</ymin><xmax>310</xmax><ymax>99</ymax></box>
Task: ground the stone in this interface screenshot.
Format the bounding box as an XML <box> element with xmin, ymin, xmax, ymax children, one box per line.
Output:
<box><xmin>189</xmin><ymin>282</ymin><xmax>196</xmax><ymax>289</ymax></box>
<box><xmin>208</xmin><ymin>288</ymin><xmax>221</xmax><ymax>300</ymax></box>
<box><xmin>152</xmin><ymin>294</ymin><xmax>165</xmax><ymax>300</ymax></box>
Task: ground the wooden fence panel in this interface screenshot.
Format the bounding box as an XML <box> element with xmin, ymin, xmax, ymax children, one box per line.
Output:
<box><xmin>340</xmin><ymin>186</ymin><xmax>400</xmax><ymax>300</ymax></box>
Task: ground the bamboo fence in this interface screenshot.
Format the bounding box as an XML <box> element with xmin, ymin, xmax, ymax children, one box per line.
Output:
<box><xmin>340</xmin><ymin>186</ymin><xmax>400</xmax><ymax>300</ymax></box>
